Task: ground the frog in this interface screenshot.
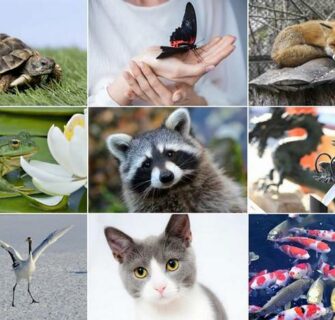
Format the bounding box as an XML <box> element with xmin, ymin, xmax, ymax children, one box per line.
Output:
<box><xmin>0</xmin><ymin>132</ymin><xmax>37</xmax><ymax>176</ymax></box>
<box><xmin>0</xmin><ymin>132</ymin><xmax>37</xmax><ymax>193</ymax></box>
<box><xmin>0</xmin><ymin>133</ymin><xmax>68</xmax><ymax>211</ymax></box>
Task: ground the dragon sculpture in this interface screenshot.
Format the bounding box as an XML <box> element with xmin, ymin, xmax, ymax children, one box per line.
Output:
<box><xmin>249</xmin><ymin>108</ymin><xmax>331</xmax><ymax>194</ymax></box>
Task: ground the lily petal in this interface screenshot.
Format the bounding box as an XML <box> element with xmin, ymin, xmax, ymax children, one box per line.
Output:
<box><xmin>20</xmin><ymin>157</ymin><xmax>73</xmax><ymax>183</ymax></box>
<box><xmin>69</xmin><ymin>126</ymin><xmax>87</xmax><ymax>178</ymax></box>
<box><xmin>64</xmin><ymin>113</ymin><xmax>85</xmax><ymax>141</ymax></box>
<box><xmin>47</xmin><ymin>126</ymin><xmax>74</xmax><ymax>174</ymax></box>
<box><xmin>27</xmin><ymin>195</ymin><xmax>64</xmax><ymax>206</ymax></box>
<box><xmin>32</xmin><ymin>177</ymin><xmax>87</xmax><ymax>196</ymax></box>
<box><xmin>23</xmin><ymin>159</ymin><xmax>73</xmax><ymax>179</ymax></box>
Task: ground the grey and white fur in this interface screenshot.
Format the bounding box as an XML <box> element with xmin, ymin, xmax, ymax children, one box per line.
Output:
<box><xmin>104</xmin><ymin>214</ymin><xmax>227</xmax><ymax>320</ymax></box>
<box><xmin>106</xmin><ymin>108</ymin><xmax>246</xmax><ymax>213</ymax></box>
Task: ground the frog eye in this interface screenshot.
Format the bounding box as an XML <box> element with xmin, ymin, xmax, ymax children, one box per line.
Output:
<box><xmin>166</xmin><ymin>259</ymin><xmax>179</xmax><ymax>272</ymax></box>
<box><xmin>134</xmin><ymin>267</ymin><xmax>148</xmax><ymax>279</ymax></box>
<box><xmin>11</xmin><ymin>139</ymin><xmax>21</xmax><ymax>149</ymax></box>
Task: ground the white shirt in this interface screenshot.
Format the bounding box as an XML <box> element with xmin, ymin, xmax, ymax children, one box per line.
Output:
<box><xmin>89</xmin><ymin>0</ymin><xmax>247</xmax><ymax>106</ymax></box>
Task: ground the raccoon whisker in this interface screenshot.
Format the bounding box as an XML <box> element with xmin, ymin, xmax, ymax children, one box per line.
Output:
<box><xmin>177</xmin><ymin>157</ymin><xmax>198</xmax><ymax>170</ymax></box>
<box><xmin>132</xmin><ymin>179</ymin><xmax>152</xmax><ymax>191</ymax></box>
<box><xmin>143</xmin><ymin>187</ymin><xmax>153</xmax><ymax>201</ymax></box>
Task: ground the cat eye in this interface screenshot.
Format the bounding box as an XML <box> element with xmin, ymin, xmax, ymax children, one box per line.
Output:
<box><xmin>134</xmin><ymin>267</ymin><xmax>148</xmax><ymax>279</ymax></box>
<box><xmin>166</xmin><ymin>259</ymin><xmax>179</xmax><ymax>272</ymax></box>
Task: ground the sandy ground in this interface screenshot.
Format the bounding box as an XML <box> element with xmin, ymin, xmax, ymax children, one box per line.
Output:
<box><xmin>88</xmin><ymin>214</ymin><xmax>248</xmax><ymax>320</ymax></box>
<box><xmin>0</xmin><ymin>215</ymin><xmax>87</xmax><ymax>320</ymax></box>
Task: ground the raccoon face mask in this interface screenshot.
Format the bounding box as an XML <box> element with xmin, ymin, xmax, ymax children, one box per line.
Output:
<box><xmin>106</xmin><ymin>108</ymin><xmax>201</xmax><ymax>194</ymax></box>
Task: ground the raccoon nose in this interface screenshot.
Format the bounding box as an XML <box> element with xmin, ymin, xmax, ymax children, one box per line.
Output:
<box><xmin>160</xmin><ymin>170</ymin><xmax>174</xmax><ymax>183</ymax></box>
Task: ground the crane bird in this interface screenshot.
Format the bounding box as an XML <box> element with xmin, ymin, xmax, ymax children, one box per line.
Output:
<box><xmin>0</xmin><ymin>225</ymin><xmax>73</xmax><ymax>307</ymax></box>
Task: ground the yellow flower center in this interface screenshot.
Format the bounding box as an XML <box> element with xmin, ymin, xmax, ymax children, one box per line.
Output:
<box><xmin>64</xmin><ymin>114</ymin><xmax>85</xmax><ymax>141</ymax></box>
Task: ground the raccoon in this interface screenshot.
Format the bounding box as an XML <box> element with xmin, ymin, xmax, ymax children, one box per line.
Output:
<box><xmin>106</xmin><ymin>108</ymin><xmax>246</xmax><ymax>213</ymax></box>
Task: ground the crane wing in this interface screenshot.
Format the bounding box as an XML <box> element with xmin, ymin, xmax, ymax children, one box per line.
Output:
<box><xmin>0</xmin><ymin>240</ymin><xmax>23</xmax><ymax>266</ymax></box>
<box><xmin>32</xmin><ymin>226</ymin><xmax>73</xmax><ymax>262</ymax></box>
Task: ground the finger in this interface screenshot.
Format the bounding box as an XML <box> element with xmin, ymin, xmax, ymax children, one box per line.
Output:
<box><xmin>205</xmin><ymin>42</ymin><xmax>236</xmax><ymax>66</ymax></box>
<box><xmin>172</xmin><ymin>87</ymin><xmax>188</xmax><ymax>104</ymax></box>
<box><xmin>201</xmin><ymin>36</ymin><xmax>236</xmax><ymax>60</ymax></box>
<box><xmin>140</xmin><ymin>63</ymin><xmax>172</xmax><ymax>105</ymax></box>
<box><xmin>131</xmin><ymin>61</ymin><xmax>161</xmax><ymax>105</ymax></box>
<box><xmin>127</xmin><ymin>90</ymin><xmax>136</xmax><ymax>100</ymax></box>
<box><xmin>199</xmin><ymin>36</ymin><xmax>222</xmax><ymax>53</ymax></box>
<box><xmin>123</xmin><ymin>71</ymin><xmax>148</xmax><ymax>101</ymax></box>
<box><xmin>178</xmin><ymin>61</ymin><xmax>215</xmax><ymax>78</ymax></box>
<box><xmin>201</xmin><ymin>37</ymin><xmax>236</xmax><ymax>65</ymax></box>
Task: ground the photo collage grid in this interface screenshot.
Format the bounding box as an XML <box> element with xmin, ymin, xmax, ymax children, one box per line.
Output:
<box><xmin>1</xmin><ymin>0</ymin><xmax>335</xmax><ymax>319</ymax></box>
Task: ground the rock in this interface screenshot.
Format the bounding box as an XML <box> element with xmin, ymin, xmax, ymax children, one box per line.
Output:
<box><xmin>249</xmin><ymin>58</ymin><xmax>335</xmax><ymax>105</ymax></box>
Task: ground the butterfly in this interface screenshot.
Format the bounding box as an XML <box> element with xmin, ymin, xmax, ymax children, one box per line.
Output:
<box><xmin>156</xmin><ymin>2</ymin><xmax>197</xmax><ymax>59</ymax></box>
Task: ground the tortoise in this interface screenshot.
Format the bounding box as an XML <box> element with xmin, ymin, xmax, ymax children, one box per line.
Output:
<box><xmin>0</xmin><ymin>34</ymin><xmax>62</xmax><ymax>92</ymax></box>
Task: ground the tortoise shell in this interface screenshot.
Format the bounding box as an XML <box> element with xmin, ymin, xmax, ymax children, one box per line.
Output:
<box><xmin>0</xmin><ymin>34</ymin><xmax>34</xmax><ymax>74</ymax></box>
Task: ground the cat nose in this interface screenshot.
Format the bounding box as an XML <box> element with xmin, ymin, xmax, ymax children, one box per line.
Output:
<box><xmin>155</xmin><ymin>285</ymin><xmax>166</xmax><ymax>295</ymax></box>
<box><xmin>160</xmin><ymin>170</ymin><xmax>174</xmax><ymax>183</ymax></box>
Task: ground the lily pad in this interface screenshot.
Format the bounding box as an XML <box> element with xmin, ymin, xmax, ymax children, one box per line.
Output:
<box><xmin>0</xmin><ymin>196</ymin><xmax>73</xmax><ymax>213</ymax></box>
<box><xmin>32</xmin><ymin>137</ymin><xmax>56</xmax><ymax>163</ymax></box>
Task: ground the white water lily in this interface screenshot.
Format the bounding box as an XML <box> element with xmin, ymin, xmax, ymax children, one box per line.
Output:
<box><xmin>20</xmin><ymin>110</ymin><xmax>87</xmax><ymax>199</ymax></box>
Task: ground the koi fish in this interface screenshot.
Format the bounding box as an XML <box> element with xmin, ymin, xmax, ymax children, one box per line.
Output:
<box><xmin>276</xmin><ymin>244</ymin><xmax>310</xmax><ymax>260</ymax></box>
<box><xmin>331</xmin><ymin>288</ymin><xmax>335</xmax><ymax>312</ymax></box>
<box><xmin>249</xmin><ymin>305</ymin><xmax>262</xmax><ymax>313</ymax></box>
<box><xmin>289</xmin><ymin>263</ymin><xmax>312</xmax><ymax>279</ymax></box>
<box><xmin>276</xmin><ymin>237</ymin><xmax>330</xmax><ymax>254</ymax></box>
<box><xmin>318</xmin><ymin>262</ymin><xmax>335</xmax><ymax>281</ymax></box>
<box><xmin>307</xmin><ymin>276</ymin><xmax>325</xmax><ymax>305</ymax></box>
<box><xmin>249</xmin><ymin>269</ymin><xmax>268</xmax><ymax>292</ymax></box>
<box><xmin>250</xmin><ymin>269</ymin><xmax>289</xmax><ymax>290</ymax></box>
<box><xmin>270</xmin><ymin>304</ymin><xmax>328</xmax><ymax>320</ymax></box>
<box><xmin>267</xmin><ymin>216</ymin><xmax>316</xmax><ymax>241</ymax></box>
<box><xmin>255</xmin><ymin>279</ymin><xmax>313</xmax><ymax>317</ymax></box>
<box><xmin>291</xmin><ymin>228</ymin><xmax>335</xmax><ymax>242</ymax></box>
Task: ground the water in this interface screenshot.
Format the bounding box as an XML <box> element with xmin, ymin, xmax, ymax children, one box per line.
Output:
<box><xmin>249</xmin><ymin>214</ymin><xmax>335</xmax><ymax>314</ymax></box>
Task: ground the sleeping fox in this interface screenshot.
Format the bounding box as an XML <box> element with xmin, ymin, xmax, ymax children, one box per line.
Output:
<box><xmin>272</xmin><ymin>20</ymin><xmax>335</xmax><ymax>67</ymax></box>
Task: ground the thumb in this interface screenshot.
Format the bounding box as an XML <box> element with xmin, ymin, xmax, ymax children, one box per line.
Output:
<box><xmin>172</xmin><ymin>86</ymin><xmax>188</xmax><ymax>103</ymax></box>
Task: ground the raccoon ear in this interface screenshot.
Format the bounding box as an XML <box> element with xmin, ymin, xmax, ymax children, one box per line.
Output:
<box><xmin>165</xmin><ymin>214</ymin><xmax>192</xmax><ymax>247</ymax></box>
<box><xmin>165</xmin><ymin>108</ymin><xmax>191</xmax><ymax>137</ymax></box>
<box><xmin>105</xmin><ymin>227</ymin><xmax>134</xmax><ymax>263</ymax></box>
<box><xmin>106</xmin><ymin>134</ymin><xmax>133</xmax><ymax>162</ymax></box>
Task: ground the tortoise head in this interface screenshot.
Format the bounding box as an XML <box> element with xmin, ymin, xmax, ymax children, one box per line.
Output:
<box><xmin>25</xmin><ymin>55</ymin><xmax>56</xmax><ymax>76</ymax></box>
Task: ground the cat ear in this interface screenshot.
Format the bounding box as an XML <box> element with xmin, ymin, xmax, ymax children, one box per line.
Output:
<box><xmin>104</xmin><ymin>227</ymin><xmax>134</xmax><ymax>263</ymax></box>
<box><xmin>106</xmin><ymin>134</ymin><xmax>133</xmax><ymax>162</ymax></box>
<box><xmin>165</xmin><ymin>108</ymin><xmax>191</xmax><ymax>137</ymax></box>
<box><xmin>165</xmin><ymin>214</ymin><xmax>192</xmax><ymax>247</ymax></box>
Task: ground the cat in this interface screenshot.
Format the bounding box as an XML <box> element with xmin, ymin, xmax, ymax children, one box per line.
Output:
<box><xmin>104</xmin><ymin>214</ymin><xmax>227</xmax><ymax>320</ymax></box>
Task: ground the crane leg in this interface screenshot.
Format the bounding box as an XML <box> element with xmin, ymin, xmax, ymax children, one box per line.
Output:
<box><xmin>28</xmin><ymin>283</ymin><xmax>39</xmax><ymax>304</ymax></box>
<box><xmin>12</xmin><ymin>283</ymin><xmax>17</xmax><ymax>307</ymax></box>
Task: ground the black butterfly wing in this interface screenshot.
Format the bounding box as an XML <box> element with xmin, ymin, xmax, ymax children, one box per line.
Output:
<box><xmin>156</xmin><ymin>46</ymin><xmax>189</xmax><ymax>59</ymax></box>
<box><xmin>156</xmin><ymin>2</ymin><xmax>197</xmax><ymax>59</ymax></box>
<box><xmin>170</xmin><ymin>2</ymin><xmax>197</xmax><ymax>47</ymax></box>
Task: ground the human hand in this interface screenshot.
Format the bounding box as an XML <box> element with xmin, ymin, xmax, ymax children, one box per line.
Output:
<box><xmin>133</xmin><ymin>36</ymin><xmax>236</xmax><ymax>86</ymax></box>
<box><xmin>124</xmin><ymin>61</ymin><xmax>207</xmax><ymax>106</ymax></box>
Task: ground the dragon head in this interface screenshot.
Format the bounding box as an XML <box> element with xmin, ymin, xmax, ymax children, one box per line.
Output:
<box><xmin>249</xmin><ymin>108</ymin><xmax>289</xmax><ymax>157</ymax></box>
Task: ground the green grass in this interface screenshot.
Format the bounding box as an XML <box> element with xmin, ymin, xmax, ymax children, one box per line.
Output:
<box><xmin>0</xmin><ymin>48</ymin><xmax>87</xmax><ymax>106</ymax></box>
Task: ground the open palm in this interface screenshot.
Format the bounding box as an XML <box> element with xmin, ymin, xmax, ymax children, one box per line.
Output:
<box><xmin>133</xmin><ymin>36</ymin><xmax>236</xmax><ymax>86</ymax></box>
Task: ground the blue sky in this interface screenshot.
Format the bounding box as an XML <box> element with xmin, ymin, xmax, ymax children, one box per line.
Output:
<box><xmin>2</xmin><ymin>0</ymin><xmax>87</xmax><ymax>49</ymax></box>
